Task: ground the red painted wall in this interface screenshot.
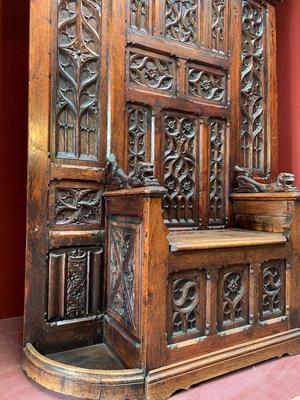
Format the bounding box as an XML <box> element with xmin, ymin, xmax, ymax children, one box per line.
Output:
<box><xmin>277</xmin><ymin>0</ymin><xmax>300</xmax><ymax>186</ymax></box>
<box><xmin>0</xmin><ymin>0</ymin><xmax>29</xmax><ymax>318</ymax></box>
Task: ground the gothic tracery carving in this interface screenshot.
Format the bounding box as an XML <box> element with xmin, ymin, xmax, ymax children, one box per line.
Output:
<box><xmin>261</xmin><ymin>260</ymin><xmax>285</xmax><ymax>320</ymax></box>
<box><xmin>55</xmin><ymin>0</ymin><xmax>102</xmax><ymax>161</ymax></box>
<box><xmin>165</xmin><ymin>0</ymin><xmax>197</xmax><ymax>44</ymax></box>
<box><xmin>130</xmin><ymin>0</ymin><xmax>150</xmax><ymax>32</ymax></box>
<box><xmin>212</xmin><ymin>0</ymin><xmax>225</xmax><ymax>52</ymax></box>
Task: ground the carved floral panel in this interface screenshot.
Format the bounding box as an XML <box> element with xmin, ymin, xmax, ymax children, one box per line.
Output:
<box><xmin>54</xmin><ymin>187</ymin><xmax>102</xmax><ymax>226</ymax></box>
<box><xmin>47</xmin><ymin>247</ymin><xmax>103</xmax><ymax>322</ymax></box>
<box><xmin>240</xmin><ymin>0</ymin><xmax>266</xmax><ymax>174</ymax></box>
<box><xmin>107</xmin><ymin>219</ymin><xmax>141</xmax><ymax>337</ymax></box>
<box><xmin>128</xmin><ymin>49</ymin><xmax>177</xmax><ymax>93</ymax></box>
<box><xmin>164</xmin><ymin>0</ymin><xmax>198</xmax><ymax>44</ymax></box>
<box><xmin>129</xmin><ymin>0</ymin><xmax>151</xmax><ymax>32</ymax></box>
<box><xmin>54</xmin><ymin>0</ymin><xmax>102</xmax><ymax>162</ymax></box>
<box><xmin>261</xmin><ymin>260</ymin><xmax>286</xmax><ymax>321</ymax></box>
<box><xmin>163</xmin><ymin>113</ymin><xmax>198</xmax><ymax>226</ymax></box>
<box><xmin>209</xmin><ymin>119</ymin><xmax>226</xmax><ymax>226</ymax></box>
<box><xmin>187</xmin><ymin>63</ymin><xmax>227</xmax><ymax>104</ymax></box>
<box><xmin>218</xmin><ymin>265</ymin><xmax>249</xmax><ymax>331</ymax></box>
<box><xmin>127</xmin><ymin>105</ymin><xmax>152</xmax><ymax>176</ymax></box>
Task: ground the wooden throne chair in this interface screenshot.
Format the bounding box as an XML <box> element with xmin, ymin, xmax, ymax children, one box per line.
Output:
<box><xmin>23</xmin><ymin>0</ymin><xmax>300</xmax><ymax>399</ymax></box>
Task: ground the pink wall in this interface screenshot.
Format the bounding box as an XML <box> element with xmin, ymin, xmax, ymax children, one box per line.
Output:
<box><xmin>277</xmin><ymin>0</ymin><xmax>300</xmax><ymax>186</ymax></box>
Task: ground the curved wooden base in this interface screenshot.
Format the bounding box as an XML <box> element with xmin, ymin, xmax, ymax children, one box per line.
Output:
<box><xmin>23</xmin><ymin>330</ymin><xmax>300</xmax><ymax>400</ymax></box>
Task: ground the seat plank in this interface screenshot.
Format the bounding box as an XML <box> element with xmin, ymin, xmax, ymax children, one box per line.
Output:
<box><xmin>168</xmin><ymin>229</ymin><xmax>287</xmax><ymax>252</ymax></box>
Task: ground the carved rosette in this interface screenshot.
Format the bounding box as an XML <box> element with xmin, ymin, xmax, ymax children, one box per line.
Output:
<box><xmin>55</xmin><ymin>0</ymin><xmax>102</xmax><ymax>161</ymax></box>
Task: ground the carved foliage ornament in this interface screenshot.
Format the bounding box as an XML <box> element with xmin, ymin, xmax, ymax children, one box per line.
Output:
<box><xmin>165</xmin><ymin>0</ymin><xmax>197</xmax><ymax>44</ymax></box>
<box><xmin>188</xmin><ymin>66</ymin><xmax>226</xmax><ymax>103</ymax></box>
<box><xmin>55</xmin><ymin>0</ymin><xmax>102</xmax><ymax>161</ymax></box>
<box><xmin>107</xmin><ymin>153</ymin><xmax>160</xmax><ymax>189</ymax></box>
<box><xmin>55</xmin><ymin>188</ymin><xmax>102</xmax><ymax>225</ymax></box>
<box><xmin>234</xmin><ymin>166</ymin><xmax>298</xmax><ymax>193</ymax></box>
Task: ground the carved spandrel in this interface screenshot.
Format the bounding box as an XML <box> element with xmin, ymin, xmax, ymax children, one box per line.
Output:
<box><xmin>187</xmin><ymin>64</ymin><xmax>227</xmax><ymax>104</ymax></box>
<box><xmin>128</xmin><ymin>50</ymin><xmax>176</xmax><ymax>93</ymax></box>
<box><xmin>163</xmin><ymin>113</ymin><xmax>197</xmax><ymax>226</ymax></box>
<box><xmin>164</xmin><ymin>0</ymin><xmax>198</xmax><ymax>44</ymax></box>
<box><xmin>209</xmin><ymin>120</ymin><xmax>226</xmax><ymax>226</ymax></box>
<box><xmin>240</xmin><ymin>0</ymin><xmax>266</xmax><ymax>174</ymax></box>
<box><xmin>55</xmin><ymin>0</ymin><xmax>102</xmax><ymax>162</ymax></box>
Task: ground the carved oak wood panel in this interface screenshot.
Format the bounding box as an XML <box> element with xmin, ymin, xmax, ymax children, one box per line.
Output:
<box><xmin>162</xmin><ymin>112</ymin><xmax>199</xmax><ymax>227</ymax></box>
<box><xmin>47</xmin><ymin>246</ymin><xmax>103</xmax><ymax>322</ymax></box>
<box><xmin>218</xmin><ymin>264</ymin><xmax>249</xmax><ymax>331</ymax></box>
<box><xmin>167</xmin><ymin>270</ymin><xmax>206</xmax><ymax>344</ymax></box>
<box><xmin>240</xmin><ymin>0</ymin><xmax>267</xmax><ymax>176</ymax></box>
<box><xmin>260</xmin><ymin>259</ymin><xmax>286</xmax><ymax>321</ymax></box>
<box><xmin>52</xmin><ymin>0</ymin><xmax>103</xmax><ymax>164</ymax></box>
<box><xmin>128</xmin><ymin>0</ymin><xmax>152</xmax><ymax>33</ymax></box>
<box><xmin>107</xmin><ymin>217</ymin><xmax>142</xmax><ymax>339</ymax></box>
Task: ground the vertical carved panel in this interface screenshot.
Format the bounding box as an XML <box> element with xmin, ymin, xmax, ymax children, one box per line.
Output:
<box><xmin>127</xmin><ymin>105</ymin><xmax>152</xmax><ymax>176</ymax></box>
<box><xmin>163</xmin><ymin>113</ymin><xmax>197</xmax><ymax>226</ymax></box>
<box><xmin>218</xmin><ymin>265</ymin><xmax>249</xmax><ymax>331</ymax></box>
<box><xmin>261</xmin><ymin>260</ymin><xmax>286</xmax><ymax>321</ymax></box>
<box><xmin>164</xmin><ymin>0</ymin><xmax>198</xmax><ymax>44</ymax></box>
<box><xmin>55</xmin><ymin>0</ymin><xmax>102</xmax><ymax>162</ymax></box>
<box><xmin>211</xmin><ymin>0</ymin><xmax>226</xmax><ymax>53</ymax></box>
<box><xmin>240</xmin><ymin>0</ymin><xmax>266</xmax><ymax>174</ymax></box>
<box><xmin>209</xmin><ymin>119</ymin><xmax>226</xmax><ymax>226</ymax></box>
<box><xmin>47</xmin><ymin>247</ymin><xmax>103</xmax><ymax>322</ymax></box>
<box><xmin>129</xmin><ymin>0</ymin><xmax>150</xmax><ymax>32</ymax></box>
<box><xmin>107</xmin><ymin>219</ymin><xmax>141</xmax><ymax>337</ymax></box>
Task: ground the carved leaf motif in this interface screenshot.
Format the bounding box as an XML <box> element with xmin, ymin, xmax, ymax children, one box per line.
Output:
<box><xmin>163</xmin><ymin>114</ymin><xmax>196</xmax><ymax>226</ymax></box>
<box><xmin>55</xmin><ymin>188</ymin><xmax>102</xmax><ymax>225</ymax></box>
<box><xmin>129</xmin><ymin>52</ymin><xmax>175</xmax><ymax>92</ymax></box>
<box><xmin>188</xmin><ymin>66</ymin><xmax>226</xmax><ymax>103</ymax></box>
<box><xmin>56</xmin><ymin>0</ymin><xmax>101</xmax><ymax>161</ymax></box>
<box><xmin>240</xmin><ymin>0</ymin><xmax>266</xmax><ymax>173</ymax></box>
<box><xmin>165</xmin><ymin>0</ymin><xmax>197</xmax><ymax>44</ymax></box>
<box><xmin>172</xmin><ymin>278</ymin><xmax>200</xmax><ymax>337</ymax></box>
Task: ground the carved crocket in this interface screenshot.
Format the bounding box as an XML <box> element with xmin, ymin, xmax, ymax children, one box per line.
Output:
<box><xmin>107</xmin><ymin>154</ymin><xmax>160</xmax><ymax>189</ymax></box>
<box><xmin>234</xmin><ymin>166</ymin><xmax>298</xmax><ymax>193</ymax></box>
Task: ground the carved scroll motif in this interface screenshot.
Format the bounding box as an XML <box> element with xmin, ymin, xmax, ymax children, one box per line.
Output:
<box><xmin>240</xmin><ymin>0</ymin><xmax>266</xmax><ymax>173</ymax></box>
<box><xmin>129</xmin><ymin>51</ymin><xmax>176</xmax><ymax>92</ymax></box>
<box><xmin>163</xmin><ymin>114</ymin><xmax>197</xmax><ymax>226</ymax></box>
<box><xmin>55</xmin><ymin>188</ymin><xmax>102</xmax><ymax>225</ymax></box>
<box><xmin>212</xmin><ymin>0</ymin><xmax>225</xmax><ymax>52</ymax></box>
<box><xmin>165</xmin><ymin>0</ymin><xmax>197</xmax><ymax>44</ymax></box>
<box><xmin>130</xmin><ymin>0</ymin><xmax>150</xmax><ymax>32</ymax></box>
<box><xmin>234</xmin><ymin>166</ymin><xmax>298</xmax><ymax>193</ymax></box>
<box><xmin>107</xmin><ymin>153</ymin><xmax>160</xmax><ymax>189</ymax></box>
<box><xmin>55</xmin><ymin>0</ymin><xmax>102</xmax><ymax>161</ymax></box>
<box><xmin>172</xmin><ymin>278</ymin><xmax>200</xmax><ymax>337</ymax></box>
<box><xmin>187</xmin><ymin>65</ymin><xmax>226</xmax><ymax>103</ymax></box>
<box><xmin>209</xmin><ymin>120</ymin><xmax>226</xmax><ymax>226</ymax></box>
<box><xmin>261</xmin><ymin>260</ymin><xmax>285</xmax><ymax>320</ymax></box>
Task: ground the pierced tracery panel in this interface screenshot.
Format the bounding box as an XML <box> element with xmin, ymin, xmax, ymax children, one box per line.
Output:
<box><xmin>163</xmin><ymin>113</ymin><xmax>198</xmax><ymax>226</ymax></box>
<box><xmin>240</xmin><ymin>0</ymin><xmax>266</xmax><ymax>174</ymax></box>
<box><xmin>218</xmin><ymin>265</ymin><xmax>249</xmax><ymax>331</ymax></box>
<box><xmin>164</xmin><ymin>0</ymin><xmax>198</xmax><ymax>45</ymax></box>
<box><xmin>261</xmin><ymin>260</ymin><xmax>286</xmax><ymax>321</ymax></box>
<box><xmin>187</xmin><ymin>63</ymin><xmax>227</xmax><ymax>104</ymax></box>
<box><xmin>127</xmin><ymin>105</ymin><xmax>152</xmax><ymax>176</ymax></box>
<box><xmin>129</xmin><ymin>0</ymin><xmax>151</xmax><ymax>32</ymax></box>
<box><xmin>209</xmin><ymin>119</ymin><xmax>226</xmax><ymax>226</ymax></box>
<box><xmin>128</xmin><ymin>49</ymin><xmax>177</xmax><ymax>93</ymax></box>
<box><xmin>54</xmin><ymin>0</ymin><xmax>102</xmax><ymax>162</ymax></box>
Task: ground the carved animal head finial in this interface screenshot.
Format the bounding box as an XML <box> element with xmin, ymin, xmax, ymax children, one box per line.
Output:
<box><xmin>131</xmin><ymin>162</ymin><xmax>160</xmax><ymax>187</ymax></box>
